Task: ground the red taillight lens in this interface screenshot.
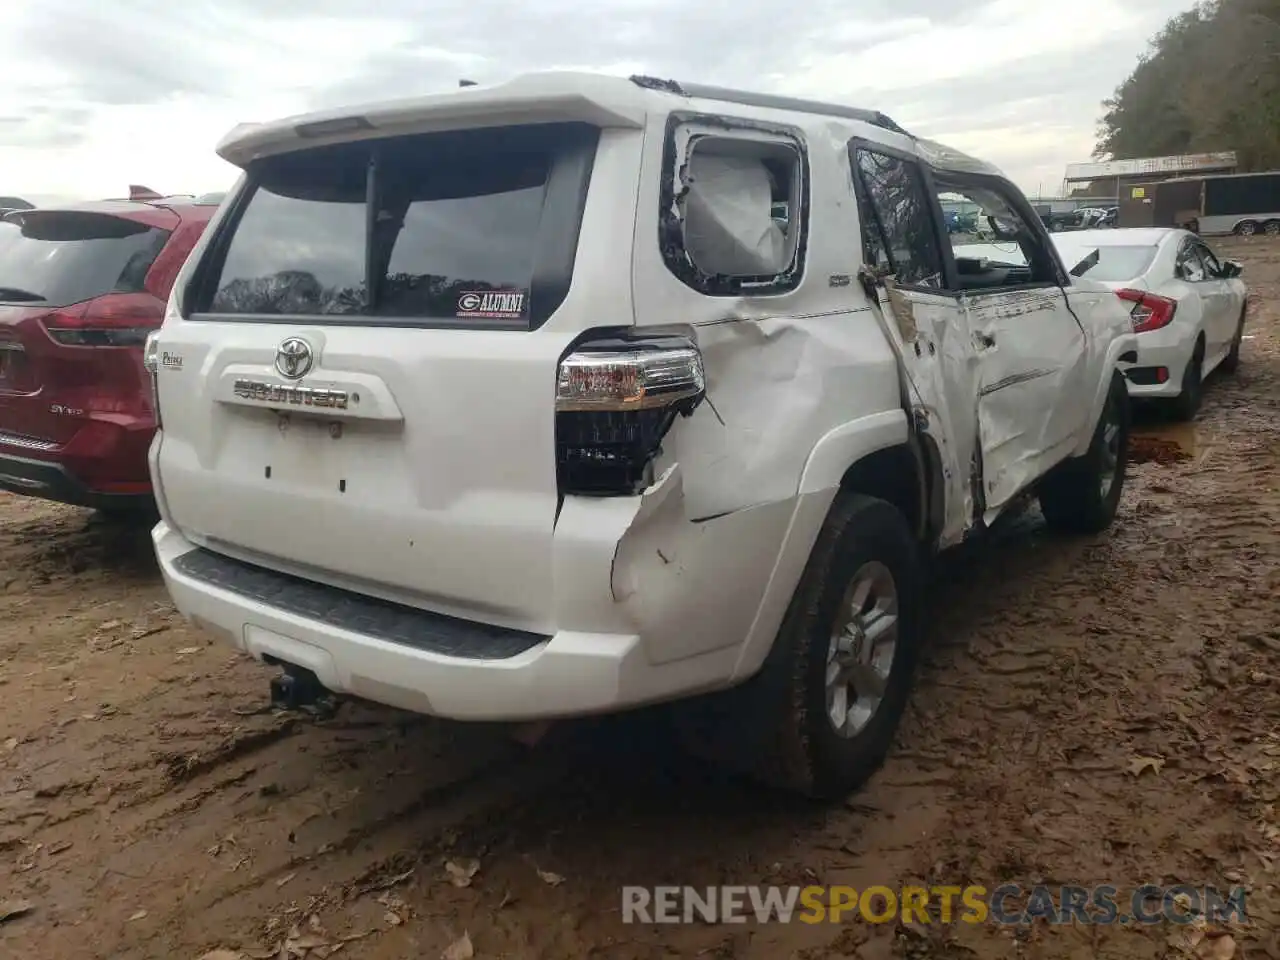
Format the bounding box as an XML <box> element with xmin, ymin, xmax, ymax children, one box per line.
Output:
<box><xmin>1116</xmin><ymin>288</ymin><xmax>1177</xmax><ymax>334</ymax></box>
<box><xmin>40</xmin><ymin>293</ymin><xmax>164</xmax><ymax>347</ymax></box>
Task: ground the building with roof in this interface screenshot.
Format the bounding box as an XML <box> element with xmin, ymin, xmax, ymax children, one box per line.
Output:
<box><xmin>1062</xmin><ymin>152</ymin><xmax>1238</xmax><ymax>203</ymax></box>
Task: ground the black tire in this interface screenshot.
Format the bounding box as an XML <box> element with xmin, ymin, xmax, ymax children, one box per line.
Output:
<box><xmin>1220</xmin><ymin>307</ymin><xmax>1246</xmax><ymax>375</ymax></box>
<box><xmin>1169</xmin><ymin>339</ymin><xmax>1205</xmax><ymax>422</ymax></box>
<box><xmin>674</xmin><ymin>494</ymin><xmax>924</xmax><ymax>799</ymax></box>
<box><xmin>1236</xmin><ymin>220</ymin><xmax>1259</xmax><ymax>237</ymax></box>
<box><xmin>1038</xmin><ymin>371</ymin><xmax>1129</xmax><ymax>535</ymax></box>
<box><xmin>1265</xmin><ymin>220</ymin><xmax>1280</xmax><ymax>237</ymax></box>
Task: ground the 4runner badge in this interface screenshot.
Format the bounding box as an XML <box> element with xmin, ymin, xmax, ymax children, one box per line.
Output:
<box><xmin>275</xmin><ymin>337</ymin><xmax>314</xmax><ymax>380</ymax></box>
<box><xmin>456</xmin><ymin>290</ymin><xmax>526</xmax><ymax>320</ymax></box>
<box><xmin>233</xmin><ymin>379</ymin><xmax>349</xmax><ymax>410</ymax></box>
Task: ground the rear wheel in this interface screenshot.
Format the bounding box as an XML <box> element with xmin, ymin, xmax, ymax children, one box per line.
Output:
<box><xmin>1235</xmin><ymin>220</ymin><xmax>1259</xmax><ymax>236</ymax></box>
<box><xmin>1264</xmin><ymin>220</ymin><xmax>1280</xmax><ymax>237</ymax></box>
<box><xmin>1039</xmin><ymin>371</ymin><xmax>1129</xmax><ymax>535</ymax></box>
<box><xmin>675</xmin><ymin>494</ymin><xmax>924</xmax><ymax>799</ymax></box>
<box><xmin>1169</xmin><ymin>339</ymin><xmax>1205</xmax><ymax>421</ymax></box>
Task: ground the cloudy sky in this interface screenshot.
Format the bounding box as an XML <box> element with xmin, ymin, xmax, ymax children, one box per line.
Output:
<box><xmin>3</xmin><ymin>0</ymin><xmax>1195</xmax><ymax>205</ymax></box>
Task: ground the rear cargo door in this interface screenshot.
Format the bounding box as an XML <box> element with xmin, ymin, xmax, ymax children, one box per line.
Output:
<box><xmin>154</xmin><ymin>123</ymin><xmax>607</xmax><ymax>635</ymax></box>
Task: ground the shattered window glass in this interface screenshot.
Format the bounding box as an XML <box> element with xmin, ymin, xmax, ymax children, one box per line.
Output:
<box><xmin>854</xmin><ymin>149</ymin><xmax>943</xmax><ymax>288</ymax></box>
<box><xmin>854</xmin><ymin>178</ymin><xmax>890</xmax><ymax>273</ymax></box>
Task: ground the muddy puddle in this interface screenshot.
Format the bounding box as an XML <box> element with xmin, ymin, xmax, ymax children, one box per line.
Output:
<box><xmin>1129</xmin><ymin>420</ymin><xmax>1199</xmax><ymax>465</ymax></box>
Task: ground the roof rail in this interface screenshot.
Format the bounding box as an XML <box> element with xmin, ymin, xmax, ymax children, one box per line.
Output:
<box><xmin>628</xmin><ymin>75</ymin><xmax>910</xmax><ymax>136</ymax></box>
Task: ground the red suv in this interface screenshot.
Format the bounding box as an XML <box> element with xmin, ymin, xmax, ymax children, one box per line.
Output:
<box><xmin>0</xmin><ymin>197</ymin><xmax>217</xmax><ymax>514</ymax></box>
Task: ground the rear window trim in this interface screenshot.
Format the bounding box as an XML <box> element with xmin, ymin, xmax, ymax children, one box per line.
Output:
<box><xmin>185</xmin><ymin>122</ymin><xmax>601</xmax><ymax>331</ymax></box>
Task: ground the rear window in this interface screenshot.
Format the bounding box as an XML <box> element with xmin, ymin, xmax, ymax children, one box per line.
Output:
<box><xmin>200</xmin><ymin>122</ymin><xmax>598</xmax><ymax>327</ymax></box>
<box><xmin>0</xmin><ymin>213</ymin><xmax>170</xmax><ymax>307</ymax></box>
<box><xmin>1059</xmin><ymin>244</ymin><xmax>1157</xmax><ymax>282</ymax></box>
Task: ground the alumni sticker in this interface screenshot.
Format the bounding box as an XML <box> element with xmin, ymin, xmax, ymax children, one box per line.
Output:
<box><xmin>456</xmin><ymin>290</ymin><xmax>527</xmax><ymax>320</ymax></box>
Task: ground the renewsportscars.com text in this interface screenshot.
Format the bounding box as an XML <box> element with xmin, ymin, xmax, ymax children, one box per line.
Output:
<box><xmin>621</xmin><ymin>884</ymin><xmax>1248</xmax><ymax>925</ymax></box>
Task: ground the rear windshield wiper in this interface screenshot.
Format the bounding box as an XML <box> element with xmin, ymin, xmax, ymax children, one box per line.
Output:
<box><xmin>0</xmin><ymin>287</ymin><xmax>47</xmax><ymax>302</ymax></box>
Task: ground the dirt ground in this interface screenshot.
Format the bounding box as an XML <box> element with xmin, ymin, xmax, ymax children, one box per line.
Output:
<box><xmin>2</xmin><ymin>239</ymin><xmax>1278</xmax><ymax>960</ymax></box>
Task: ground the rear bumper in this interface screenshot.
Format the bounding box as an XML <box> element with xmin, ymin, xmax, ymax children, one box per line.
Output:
<box><xmin>0</xmin><ymin>448</ymin><xmax>151</xmax><ymax>510</ymax></box>
<box><xmin>154</xmin><ymin>521</ymin><xmax>744</xmax><ymax>720</ymax></box>
<box><xmin>0</xmin><ymin>413</ymin><xmax>155</xmax><ymax>506</ymax></box>
<box><xmin>1118</xmin><ymin>329</ymin><xmax>1194</xmax><ymax>399</ymax></box>
<box><xmin>151</xmin><ymin>473</ymin><xmax>833</xmax><ymax>721</ymax></box>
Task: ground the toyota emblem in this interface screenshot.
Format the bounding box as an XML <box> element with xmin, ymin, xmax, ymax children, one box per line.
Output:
<box><xmin>275</xmin><ymin>337</ymin><xmax>314</xmax><ymax>380</ymax></box>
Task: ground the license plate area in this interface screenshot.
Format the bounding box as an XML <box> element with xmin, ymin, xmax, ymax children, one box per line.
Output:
<box><xmin>265</xmin><ymin>412</ymin><xmax>349</xmax><ymax>491</ymax></box>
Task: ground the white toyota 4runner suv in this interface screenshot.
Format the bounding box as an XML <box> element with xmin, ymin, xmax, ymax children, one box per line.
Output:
<box><xmin>145</xmin><ymin>73</ymin><xmax>1138</xmax><ymax>798</ymax></box>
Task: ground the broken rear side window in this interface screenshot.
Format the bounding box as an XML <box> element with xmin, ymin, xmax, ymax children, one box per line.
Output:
<box><xmin>201</xmin><ymin>123</ymin><xmax>595</xmax><ymax>326</ymax></box>
<box><xmin>853</xmin><ymin>148</ymin><xmax>944</xmax><ymax>289</ymax></box>
<box><xmin>662</xmin><ymin>124</ymin><xmax>806</xmax><ymax>295</ymax></box>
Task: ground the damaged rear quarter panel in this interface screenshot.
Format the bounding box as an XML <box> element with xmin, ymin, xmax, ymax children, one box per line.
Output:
<box><xmin>666</xmin><ymin>312</ymin><xmax>904</xmax><ymax>518</ymax></box>
<box><xmin>630</xmin><ymin>108</ymin><xmax>905</xmax><ymax>521</ymax></box>
<box><xmin>581</xmin><ymin>107</ymin><xmax>912</xmax><ymax>670</ymax></box>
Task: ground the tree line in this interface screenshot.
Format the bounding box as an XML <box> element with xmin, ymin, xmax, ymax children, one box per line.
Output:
<box><xmin>1096</xmin><ymin>0</ymin><xmax>1280</xmax><ymax>169</ymax></box>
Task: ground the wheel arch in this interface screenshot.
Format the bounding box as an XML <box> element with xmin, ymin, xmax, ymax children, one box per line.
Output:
<box><xmin>836</xmin><ymin>436</ymin><xmax>942</xmax><ymax>546</ymax></box>
<box><xmin>794</xmin><ymin>408</ymin><xmax>940</xmax><ymax>544</ymax></box>
<box><xmin>728</xmin><ymin>412</ymin><xmax>938</xmax><ymax>684</ymax></box>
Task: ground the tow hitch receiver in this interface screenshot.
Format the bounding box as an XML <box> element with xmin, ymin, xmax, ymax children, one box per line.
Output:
<box><xmin>269</xmin><ymin>664</ymin><xmax>336</xmax><ymax>715</ymax></box>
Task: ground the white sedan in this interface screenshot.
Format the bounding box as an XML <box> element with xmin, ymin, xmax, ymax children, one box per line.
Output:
<box><xmin>956</xmin><ymin>228</ymin><xmax>1249</xmax><ymax>420</ymax></box>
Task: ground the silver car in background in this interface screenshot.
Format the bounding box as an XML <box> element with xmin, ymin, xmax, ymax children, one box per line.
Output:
<box><xmin>956</xmin><ymin>227</ymin><xmax>1248</xmax><ymax>420</ymax></box>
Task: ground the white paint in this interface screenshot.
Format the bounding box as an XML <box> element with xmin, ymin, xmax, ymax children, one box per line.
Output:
<box><xmin>1065</xmin><ymin>227</ymin><xmax>1248</xmax><ymax>401</ymax></box>
<box><xmin>149</xmin><ymin>75</ymin><xmax>1136</xmax><ymax>721</ymax></box>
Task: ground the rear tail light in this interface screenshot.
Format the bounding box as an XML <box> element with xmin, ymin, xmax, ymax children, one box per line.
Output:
<box><xmin>1116</xmin><ymin>288</ymin><xmax>1177</xmax><ymax>334</ymax></box>
<box><xmin>143</xmin><ymin>331</ymin><xmax>162</xmax><ymax>428</ymax></box>
<box><xmin>40</xmin><ymin>293</ymin><xmax>163</xmax><ymax>347</ymax></box>
<box><xmin>555</xmin><ymin>334</ymin><xmax>706</xmax><ymax>495</ymax></box>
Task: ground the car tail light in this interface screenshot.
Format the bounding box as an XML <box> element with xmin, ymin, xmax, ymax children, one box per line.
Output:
<box><xmin>40</xmin><ymin>292</ymin><xmax>163</xmax><ymax>347</ymax></box>
<box><xmin>1116</xmin><ymin>288</ymin><xmax>1177</xmax><ymax>333</ymax></box>
<box><xmin>555</xmin><ymin>334</ymin><xmax>706</xmax><ymax>495</ymax></box>
<box><xmin>143</xmin><ymin>331</ymin><xmax>162</xmax><ymax>428</ymax></box>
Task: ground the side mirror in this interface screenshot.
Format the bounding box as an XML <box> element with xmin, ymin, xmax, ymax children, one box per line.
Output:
<box><xmin>1220</xmin><ymin>259</ymin><xmax>1243</xmax><ymax>279</ymax></box>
